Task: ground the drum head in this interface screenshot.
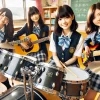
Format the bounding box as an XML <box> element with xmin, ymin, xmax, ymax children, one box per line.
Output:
<box><xmin>88</xmin><ymin>61</ymin><xmax>100</xmax><ymax>75</ymax></box>
<box><xmin>63</xmin><ymin>67</ymin><xmax>89</xmax><ymax>81</ymax></box>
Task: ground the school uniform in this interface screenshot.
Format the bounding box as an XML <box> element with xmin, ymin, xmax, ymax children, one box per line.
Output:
<box><xmin>13</xmin><ymin>23</ymin><xmax>49</xmax><ymax>70</ymax></box>
<box><xmin>84</xmin><ymin>29</ymin><xmax>100</xmax><ymax>92</ymax></box>
<box><xmin>49</xmin><ymin>31</ymin><xmax>84</xmax><ymax>67</ymax></box>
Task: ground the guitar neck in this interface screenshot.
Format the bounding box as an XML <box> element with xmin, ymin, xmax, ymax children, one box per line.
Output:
<box><xmin>9</xmin><ymin>38</ymin><xmax>29</xmax><ymax>45</ymax></box>
<box><xmin>32</xmin><ymin>37</ymin><xmax>49</xmax><ymax>44</ymax></box>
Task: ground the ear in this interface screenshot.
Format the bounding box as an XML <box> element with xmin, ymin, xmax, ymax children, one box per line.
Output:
<box><xmin>72</xmin><ymin>15</ymin><xmax>74</xmax><ymax>20</ymax></box>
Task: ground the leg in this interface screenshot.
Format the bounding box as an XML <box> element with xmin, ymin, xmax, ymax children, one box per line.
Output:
<box><xmin>84</xmin><ymin>89</ymin><xmax>98</xmax><ymax>100</ymax></box>
<box><xmin>0</xmin><ymin>72</ymin><xmax>11</xmax><ymax>90</ymax></box>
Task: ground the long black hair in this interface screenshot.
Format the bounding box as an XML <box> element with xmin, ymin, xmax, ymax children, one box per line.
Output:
<box><xmin>27</xmin><ymin>6</ymin><xmax>45</xmax><ymax>33</ymax></box>
<box><xmin>0</xmin><ymin>8</ymin><xmax>14</xmax><ymax>41</ymax></box>
<box><xmin>86</xmin><ymin>2</ymin><xmax>100</xmax><ymax>34</ymax></box>
<box><xmin>54</xmin><ymin>5</ymin><xmax>78</xmax><ymax>36</ymax></box>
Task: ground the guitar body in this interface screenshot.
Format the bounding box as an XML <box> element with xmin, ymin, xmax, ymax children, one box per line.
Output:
<box><xmin>82</xmin><ymin>44</ymin><xmax>99</xmax><ymax>65</ymax></box>
<box><xmin>14</xmin><ymin>34</ymin><xmax>39</xmax><ymax>55</ymax></box>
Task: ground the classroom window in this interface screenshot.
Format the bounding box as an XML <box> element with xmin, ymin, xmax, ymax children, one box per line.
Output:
<box><xmin>1</xmin><ymin>0</ymin><xmax>36</xmax><ymax>20</ymax></box>
<box><xmin>0</xmin><ymin>0</ymin><xmax>2</xmax><ymax>8</ymax></box>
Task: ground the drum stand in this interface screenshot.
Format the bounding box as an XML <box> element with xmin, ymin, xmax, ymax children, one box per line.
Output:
<box><xmin>21</xmin><ymin>68</ymin><xmax>35</xmax><ymax>100</ymax></box>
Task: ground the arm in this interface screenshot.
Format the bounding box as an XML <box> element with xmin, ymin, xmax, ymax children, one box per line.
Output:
<box><xmin>64</xmin><ymin>56</ymin><xmax>77</xmax><ymax>66</ymax></box>
<box><xmin>13</xmin><ymin>23</ymin><xmax>27</xmax><ymax>40</ymax></box>
<box><xmin>64</xmin><ymin>35</ymin><xmax>84</xmax><ymax>65</ymax></box>
<box><xmin>44</xmin><ymin>25</ymin><xmax>50</xmax><ymax>43</ymax></box>
<box><xmin>52</xmin><ymin>52</ymin><xmax>63</xmax><ymax>68</ymax></box>
<box><xmin>49</xmin><ymin>32</ymin><xmax>63</xmax><ymax>68</ymax></box>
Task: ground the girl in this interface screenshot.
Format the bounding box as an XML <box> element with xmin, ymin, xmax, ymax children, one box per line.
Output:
<box><xmin>49</xmin><ymin>5</ymin><xmax>84</xmax><ymax>68</ymax></box>
<box><xmin>0</xmin><ymin>8</ymin><xmax>14</xmax><ymax>90</ymax></box>
<box><xmin>84</xmin><ymin>2</ymin><xmax>100</xmax><ymax>100</ymax></box>
<box><xmin>13</xmin><ymin>6</ymin><xmax>49</xmax><ymax>70</ymax></box>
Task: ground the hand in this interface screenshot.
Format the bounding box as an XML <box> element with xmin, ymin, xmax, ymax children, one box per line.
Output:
<box><xmin>20</xmin><ymin>43</ymin><xmax>30</xmax><ymax>50</ymax></box>
<box><xmin>85</xmin><ymin>46</ymin><xmax>91</xmax><ymax>56</ymax></box>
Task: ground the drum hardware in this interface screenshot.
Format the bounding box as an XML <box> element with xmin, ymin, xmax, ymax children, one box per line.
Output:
<box><xmin>33</xmin><ymin>62</ymin><xmax>64</xmax><ymax>95</ymax></box>
<box><xmin>3</xmin><ymin>66</ymin><xmax>8</xmax><ymax>71</ymax></box>
<box><xmin>52</xmin><ymin>83</ymin><xmax>55</xmax><ymax>88</ymax></box>
<box><xmin>61</xmin><ymin>67</ymin><xmax>90</xmax><ymax>99</ymax></box>
<box><xmin>21</xmin><ymin>67</ymin><xmax>41</xmax><ymax>100</ymax></box>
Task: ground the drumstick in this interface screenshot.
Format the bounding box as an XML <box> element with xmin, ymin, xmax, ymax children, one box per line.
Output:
<box><xmin>60</xmin><ymin>61</ymin><xmax>79</xmax><ymax>78</ymax></box>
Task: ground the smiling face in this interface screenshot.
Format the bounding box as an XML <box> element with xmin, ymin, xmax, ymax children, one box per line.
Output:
<box><xmin>31</xmin><ymin>13</ymin><xmax>39</xmax><ymax>23</ymax></box>
<box><xmin>93</xmin><ymin>9</ymin><xmax>100</xmax><ymax>27</ymax></box>
<box><xmin>0</xmin><ymin>12</ymin><xmax>9</xmax><ymax>28</ymax></box>
<box><xmin>58</xmin><ymin>16</ymin><xmax>74</xmax><ymax>31</ymax></box>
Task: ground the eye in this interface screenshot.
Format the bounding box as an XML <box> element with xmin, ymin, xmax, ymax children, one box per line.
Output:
<box><xmin>58</xmin><ymin>18</ymin><xmax>62</xmax><ymax>21</ymax></box>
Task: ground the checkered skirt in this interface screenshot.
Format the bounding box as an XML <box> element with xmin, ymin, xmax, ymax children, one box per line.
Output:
<box><xmin>85</xmin><ymin>67</ymin><xmax>100</xmax><ymax>92</ymax></box>
<box><xmin>27</xmin><ymin>50</ymin><xmax>47</xmax><ymax>65</ymax></box>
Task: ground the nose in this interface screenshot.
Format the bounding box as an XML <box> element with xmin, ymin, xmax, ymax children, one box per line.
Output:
<box><xmin>62</xmin><ymin>18</ymin><xmax>66</xmax><ymax>23</ymax></box>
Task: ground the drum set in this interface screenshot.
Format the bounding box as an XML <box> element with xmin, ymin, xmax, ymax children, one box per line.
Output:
<box><xmin>0</xmin><ymin>49</ymin><xmax>91</xmax><ymax>100</ymax></box>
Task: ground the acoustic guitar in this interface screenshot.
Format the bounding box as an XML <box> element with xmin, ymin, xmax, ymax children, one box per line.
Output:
<box><xmin>13</xmin><ymin>34</ymin><xmax>49</xmax><ymax>55</ymax></box>
<box><xmin>82</xmin><ymin>44</ymin><xmax>100</xmax><ymax>66</ymax></box>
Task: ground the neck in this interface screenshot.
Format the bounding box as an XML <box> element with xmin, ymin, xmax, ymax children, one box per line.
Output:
<box><xmin>34</xmin><ymin>22</ymin><xmax>38</xmax><ymax>26</ymax></box>
<box><xmin>63</xmin><ymin>29</ymin><xmax>71</xmax><ymax>35</ymax></box>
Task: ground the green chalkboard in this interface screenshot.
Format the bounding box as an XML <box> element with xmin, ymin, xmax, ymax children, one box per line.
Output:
<box><xmin>71</xmin><ymin>0</ymin><xmax>100</xmax><ymax>21</ymax></box>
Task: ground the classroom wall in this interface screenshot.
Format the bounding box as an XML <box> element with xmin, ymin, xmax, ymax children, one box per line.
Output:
<box><xmin>41</xmin><ymin>0</ymin><xmax>86</xmax><ymax>32</ymax></box>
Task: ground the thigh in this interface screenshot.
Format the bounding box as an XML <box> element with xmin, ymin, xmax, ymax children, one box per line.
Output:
<box><xmin>0</xmin><ymin>72</ymin><xmax>7</xmax><ymax>82</ymax></box>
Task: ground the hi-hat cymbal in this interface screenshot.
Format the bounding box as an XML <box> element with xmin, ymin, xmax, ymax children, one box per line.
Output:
<box><xmin>0</xmin><ymin>43</ymin><xmax>14</xmax><ymax>49</ymax></box>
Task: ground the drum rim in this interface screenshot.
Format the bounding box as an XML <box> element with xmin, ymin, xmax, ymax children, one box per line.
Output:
<box><xmin>63</xmin><ymin>67</ymin><xmax>90</xmax><ymax>82</ymax></box>
<box><xmin>37</xmin><ymin>62</ymin><xmax>64</xmax><ymax>72</ymax></box>
<box><xmin>0</xmin><ymin>49</ymin><xmax>9</xmax><ymax>54</ymax></box>
<box><xmin>33</xmin><ymin>83</ymin><xmax>59</xmax><ymax>95</ymax></box>
<box><xmin>12</xmin><ymin>53</ymin><xmax>23</xmax><ymax>58</ymax></box>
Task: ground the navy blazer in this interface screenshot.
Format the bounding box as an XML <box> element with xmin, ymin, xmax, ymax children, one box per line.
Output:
<box><xmin>13</xmin><ymin>23</ymin><xmax>49</xmax><ymax>57</ymax></box>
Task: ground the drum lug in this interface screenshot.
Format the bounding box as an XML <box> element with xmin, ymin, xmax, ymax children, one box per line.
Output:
<box><xmin>20</xmin><ymin>60</ymin><xmax>23</xmax><ymax>64</ymax></box>
<box><xmin>56</xmin><ymin>72</ymin><xmax>59</xmax><ymax>76</ymax></box>
<box><xmin>81</xmin><ymin>84</ymin><xmax>84</xmax><ymax>90</ymax></box>
<box><xmin>52</xmin><ymin>83</ymin><xmax>55</xmax><ymax>88</ymax></box>
<box><xmin>61</xmin><ymin>86</ymin><xmax>63</xmax><ymax>91</ymax></box>
<box><xmin>4</xmin><ymin>66</ymin><xmax>8</xmax><ymax>71</ymax></box>
<box><xmin>9</xmin><ymin>56</ymin><xmax>12</xmax><ymax>60</ymax></box>
<box><xmin>37</xmin><ymin>78</ymin><xmax>42</xmax><ymax>83</ymax></box>
<box><xmin>42</xmin><ymin>67</ymin><xmax>45</xmax><ymax>72</ymax></box>
<box><xmin>80</xmin><ymin>91</ymin><xmax>83</xmax><ymax>96</ymax></box>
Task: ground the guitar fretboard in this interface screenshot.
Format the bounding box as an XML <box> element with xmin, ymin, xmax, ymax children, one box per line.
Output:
<box><xmin>9</xmin><ymin>38</ymin><xmax>29</xmax><ymax>45</ymax></box>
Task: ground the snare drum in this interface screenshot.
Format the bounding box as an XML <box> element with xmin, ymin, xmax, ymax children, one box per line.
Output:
<box><xmin>60</xmin><ymin>67</ymin><xmax>90</xmax><ymax>99</ymax></box>
<box><xmin>33</xmin><ymin>62</ymin><xmax>64</xmax><ymax>95</ymax></box>
<box><xmin>4</xmin><ymin>53</ymin><xmax>34</xmax><ymax>81</ymax></box>
<box><xmin>0</xmin><ymin>49</ymin><xmax>12</xmax><ymax>71</ymax></box>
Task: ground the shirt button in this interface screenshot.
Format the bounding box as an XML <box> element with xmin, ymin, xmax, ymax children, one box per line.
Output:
<box><xmin>62</xmin><ymin>58</ymin><xmax>64</xmax><ymax>60</ymax></box>
<box><xmin>62</xmin><ymin>53</ymin><xmax>64</xmax><ymax>55</ymax></box>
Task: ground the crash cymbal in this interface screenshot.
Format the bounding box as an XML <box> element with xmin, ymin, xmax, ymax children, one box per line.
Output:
<box><xmin>0</xmin><ymin>43</ymin><xmax>14</xmax><ymax>49</ymax></box>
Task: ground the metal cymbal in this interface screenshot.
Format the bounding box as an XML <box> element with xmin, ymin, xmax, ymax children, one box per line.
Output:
<box><xmin>0</xmin><ymin>43</ymin><xmax>14</xmax><ymax>49</ymax></box>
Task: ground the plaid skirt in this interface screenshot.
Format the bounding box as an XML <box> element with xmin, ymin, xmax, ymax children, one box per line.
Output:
<box><xmin>85</xmin><ymin>67</ymin><xmax>100</xmax><ymax>92</ymax></box>
<box><xmin>23</xmin><ymin>50</ymin><xmax>47</xmax><ymax>71</ymax></box>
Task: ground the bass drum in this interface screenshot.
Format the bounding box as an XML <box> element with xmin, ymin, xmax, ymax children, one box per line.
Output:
<box><xmin>0</xmin><ymin>85</ymin><xmax>46</xmax><ymax>100</ymax></box>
